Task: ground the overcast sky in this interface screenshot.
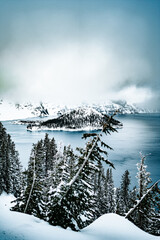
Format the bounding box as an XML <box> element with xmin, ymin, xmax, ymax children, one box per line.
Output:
<box><xmin>0</xmin><ymin>0</ymin><xmax>160</xmax><ymax>108</ymax></box>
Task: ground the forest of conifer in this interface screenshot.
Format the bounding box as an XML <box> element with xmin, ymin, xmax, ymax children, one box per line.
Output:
<box><xmin>0</xmin><ymin>119</ymin><xmax>160</xmax><ymax>235</ymax></box>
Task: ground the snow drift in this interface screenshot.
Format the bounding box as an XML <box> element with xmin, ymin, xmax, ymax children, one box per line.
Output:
<box><xmin>0</xmin><ymin>193</ymin><xmax>159</xmax><ymax>240</ymax></box>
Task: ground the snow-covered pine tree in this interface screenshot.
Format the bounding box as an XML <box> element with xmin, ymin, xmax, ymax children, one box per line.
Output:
<box><xmin>0</xmin><ymin>122</ymin><xmax>22</xmax><ymax>196</ymax></box>
<box><xmin>48</xmin><ymin>145</ymin><xmax>80</xmax><ymax>230</ymax></box>
<box><xmin>74</xmin><ymin>145</ymin><xmax>100</xmax><ymax>227</ymax></box>
<box><xmin>12</xmin><ymin>141</ymin><xmax>45</xmax><ymax>218</ymax></box>
<box><xmin>42</xmin><ymin>134</ymin><xmax>58</xmax><ymax>218</ymax></box>
<box><xmin>47</xmin><ymin>113</ymin><xmax>118</xmax><ymax>230</ymax></box>
<box><xmin>148</xmin><ymin>184</ymin><xmax>160</xmax><ymax>235</ymax></box>
<box><xmin>64</xmin><ymin>145</ymin><xmax>77</xmax><ymax>179</ymax></box>
<box><xmin>118</xmin><ymin>170</ymin><xmax>131</xmax><ymax>215</ymax></box>
<box><xmin>48</xmin><ymin>144</ymin><xmax>95</xmax><ymax>230</ymax></box>
<box><xmin>12</xmin><ymin>113</ymin><xmax>119</xmax><ymax>230</ymax></box>
<box><xmin>43</xmin><ymin>133</ymin><xmax>57</xmax><ymax>174</ymax></box>
<box><xmin>136</xmin><ymin>153</ymin><xmax>152</xmax><ymax>227</ymax></box>
<box><xmin>129</xmin><ymin>186</ymin><xmax>137</xmax><ymax>209</ymax></box>
<box><xmin>137</xmin><ymin>153</ymin><xmax>152</xmax><ymax>199</ymax></box>
<box><xmin>13</xmin><ymin>134</ymin><xmax>58</xmax><ymax>218</ymax></box>
<box><xmin>8</xmin><ymin>138</ymin><xmax>23</xmax><ymax>197</ymax></box>
<box><xmin>92</xmin><ymin>161</ymin><xmax>106</xmax><ymax>217</ymax></box>
<box><xmin>115</xmin><ymin>187</ymin><xmax>121</xmax><ymax>214</ymax></box>
<box><xmin>126</xmin><ymin>153</ymin><xmax>160</xmax><ymax>235</ymax></box>
<box><xmin>104</xmin><ymin>168</ymin><xmax>116</xmax><ymax>213</ymax></box>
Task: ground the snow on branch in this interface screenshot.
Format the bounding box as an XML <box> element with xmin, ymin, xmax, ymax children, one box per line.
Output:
<box><xmin>125</xmin><ymin>179</ymin><xmax>160</xmax><ymax>219</ymax></box>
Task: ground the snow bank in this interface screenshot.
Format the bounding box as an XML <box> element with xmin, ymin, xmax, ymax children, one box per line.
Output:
<box><xmin>0</xmin><ymin>193</ymin><xmax>84</xmax><ymax>240</ymax></box>
<box><xmin>0</xmin><ymin>193</ymin><xmax>159</xmax><ymax>240</ymax></box>
<box><xmin>82</xmin><ymin>213</ymin><xmax>159</xmax><ymax>240</ymax></box>
<box><xmin>27</xmin><ymin>126</ymin><xmax>102</xmax><ymax>132</ymax></box>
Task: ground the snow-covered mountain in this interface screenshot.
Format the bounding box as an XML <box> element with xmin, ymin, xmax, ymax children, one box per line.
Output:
<box><xmin>0</xmin><ymin>99</ymin><xmax>153</xmax><ymax>121</ymax></box>
<box><xmin>92</xmin><ymin>100</ymin><xmax>148</xmax><ymax>114</ymax></box>
<box><xmin>0</xmin><ymin>193</ymin><xmax>158</xmax><ymax>240</ymax></box>
<box><xmin>25</xmin><ymin>107</ymin><xmax>122</xmax><ymax>131</ymax></box>
<box><xmin>0</xmin><ymin>99</ymin><xmax>74</xmax><ymax>121</ymax></box>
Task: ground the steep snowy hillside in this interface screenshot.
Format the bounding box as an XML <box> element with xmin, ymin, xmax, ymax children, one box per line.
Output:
<box><xmin>26</xmin><ymin>107</ymin><xmax>122</xmax><ymax>131</ymax></box>
<box><xmin>0</xmin><ymin>193</ymin><xmax>158</xmax><ymax>240</ymax></box>
<box><xmin>92</xmin><ymin>100</ymin><xmax>144</xmax><ymax>114</ymax></box>
<box><xmin>0</xmin><ymin>99</ymin><xmax>152</xmax><ymax>121</ymax></box>
<box><xmin>0</xmin><ymin>100</ymin><xmax>71</xmax><ymax>121</ymax></box>
<box><xmin>0</xmin><ymin>100</ymin><xmax>50</xmax><ymax>120</ymax></box>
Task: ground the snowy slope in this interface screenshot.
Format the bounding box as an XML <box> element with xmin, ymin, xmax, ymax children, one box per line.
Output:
<box><xmin>93</xmin><ymin>100</ymin><xmax>146</xmax><ymax>114</ymax></box>
<box><xmin>0</xmin><ymin>100</ymin><xmax>35</xmax><ymax>121</ymax></box>
<box><xmin>0</xmin><ymin>193</ymin><xmax>159</xmax><ymax>240</ymax></box>
<box><xmin>0</xmin><ymin>100</ymin><xmax>51</xmax><ymax>121</ymax></box>
<box><xmin>0</xmin><ymin>100</ymin><xmax>68</xmax><ymax>121</ymax></box>
<box><xmin>0</xmin><ymin>99</ymin><xmax>151</xmax><ymax>121</ymax></box>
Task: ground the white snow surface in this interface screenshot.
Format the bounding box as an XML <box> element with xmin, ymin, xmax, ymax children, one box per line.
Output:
<box><xmin>0</xmin><ymin>193</ymin><xmax>159</xmax><ymax>240</ymax></box>
<box><xmin>0</xmin><ymin>99</ymin><xmax>151</xmax><ymax>121</ymax></box>
<box><xmin>0</xmin><ymin>101</ymin><xmax>35</xmax><ymax>121</ymax></box>
<box><xmin>0</xmin><ymin>100</ymin><xmax>63</xmax><ymax>121</ymax></box>
<box><xmin>27</xmin><ymin>126</ymin><xmax>102</xmax><ymax>132</ymax></box>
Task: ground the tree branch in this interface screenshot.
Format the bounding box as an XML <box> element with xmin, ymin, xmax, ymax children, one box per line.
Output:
<box><xmin>125</xmin><ymin>179</ymin><xmax>160</xmax><ymax>219</ymax></box>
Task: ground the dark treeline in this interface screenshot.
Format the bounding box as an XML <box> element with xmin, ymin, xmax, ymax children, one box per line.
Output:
<box><xmin>0</xmin><ymin>121</ymin><xmax>160</xmax><ymax>235</ymax></box>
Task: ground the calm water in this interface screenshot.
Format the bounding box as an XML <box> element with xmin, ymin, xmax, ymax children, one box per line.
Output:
<box><xmin>2</xmin><ymin>114</ymin><xmax>160</xmax><ymax>187</ymax></box>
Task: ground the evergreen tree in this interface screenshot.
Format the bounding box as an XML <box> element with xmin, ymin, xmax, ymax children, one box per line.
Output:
<box><xmin>136</xmin><ymin>153</ymin><xmax>152</xmax><ymax>227</ymax></box>
<box><xmin>126</xmin><ymin>153</ymin><xmax>160</xmax><ymax>236</ymax></box>
<box><xmin>9</xmin><ymin>139</ymin><xmax>23</xmax><ymax>197</ymax></box>
<box><xmin>47</xmin><ymin>113</ymin><xmax>117</xmax><ymax>230</ymax></box>
<box><xmin>13</xmin><ymin>135</ymin><xmax>58</xmax><ymax>220</ymax></box>
<box><xmin>115</xmin><ymin>187</ymin><xmax>121</xmax><ymax>214</ymax></box>
<box><xmin>130</xmin><ymin>186</ymin><xmax>137</xmax><ymax>209</ymax></box>
<box><xmin>13</xmin><ymin>114</ymin><xmax>120</xmax><ymax>231</ymax></box>
<box><xmin>43</xmin><ymin>133</ymin><xmax>57</xmax><ymax>174</ymax></box>
<box><xmin>136</xmin><ymin>153</ymin><xmax>151</xmax><ymax>199</ymax></box>
<box><xmin>48</xmin><ymin>145</ymin><xmax>81</xmax><ymax>230</ymax></box>
<box><xmin>48</xmin><ymin>144</ymin><xmax>94</xmax><ymax>230</ymax></box>
<box><xmin>118</xmin><ymin>170</ymin><xmax>131</xmax><ymax>215</ymax></box>
<box><xmin>0</xmin><ymin>122</ymin><xmax>22</xmax><ymax>196</ymax></box>
<box><xmin>92</xmin><ymin>161</ymin><xmax>106</xmax><ymax>217</ymax></box>
<box><xmin>104</xmin><ymin>168</ymin><xmax>116</xmax><ymax>213</ymax></box>
<box><xmin>13</xmin><ymin>141</ymin><xmax>45</xmax><ymax>217</ymax></box>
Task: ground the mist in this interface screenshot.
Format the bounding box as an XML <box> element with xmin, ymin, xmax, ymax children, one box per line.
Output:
<box><xmin>0</xmin><ymin>0</ymin><xmax>160</xmax><ymax>109</ymax></box>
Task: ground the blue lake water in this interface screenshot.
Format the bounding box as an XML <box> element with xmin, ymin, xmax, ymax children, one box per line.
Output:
<box><xmin>2</xmin><ymin>114</ymin><xmax>160</xmax><ymax>188</ymax></box>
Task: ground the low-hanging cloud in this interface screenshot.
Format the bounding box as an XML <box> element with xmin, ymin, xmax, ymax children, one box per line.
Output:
<box><xmin>0</xmin><ymin>1</ymin><xmax>159</xmax><ymax>109</ymax></box>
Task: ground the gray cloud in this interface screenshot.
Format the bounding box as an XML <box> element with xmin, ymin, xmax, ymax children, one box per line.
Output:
<box><xmin>0</xmin><ymin>0</ymin><xmax>160</xmax><ymax>109</ymax></box>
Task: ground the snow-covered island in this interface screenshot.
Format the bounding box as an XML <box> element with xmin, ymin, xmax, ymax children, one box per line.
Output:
<box><xmin>20</xmin><ymin>107</ymin><xmax>122</xmax><ymax>131</ymax></box>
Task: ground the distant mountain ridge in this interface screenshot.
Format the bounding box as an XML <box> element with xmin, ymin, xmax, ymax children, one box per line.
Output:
<box><xmin>0</xmin><ymin>99</ymin><xmax>154</xmax><ymax>121</ymax></box>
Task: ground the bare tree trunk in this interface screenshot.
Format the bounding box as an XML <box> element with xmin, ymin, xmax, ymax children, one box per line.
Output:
<box><xmin>66</xmin><ymin>113</ymin><xmax>117</xmax><ymax>190</ymax></box>
<box><xmin>125</xmin><ymin>179</ymin><xmax>160</xmax><ymax>219</ymax></box>
<box><xmin>51</xmin><ymin>134</ymin><xmax>100</xmax><ymax>208</ymax></box>
<box><xmin>52</xmin><ymin>113</ymin><xmax>116</xmax><ymax>207</ymax></box>
<box><xmin>67</xmin><ymin>134</ymin><xmax>99</xmax><ymax>187</ymax></box>
<box><xmin>139</xmin><ymin>153</ymin><xmax>145</xmax><ymax>199</ymax></box>
<box><xmin>138</xmin><ymin>153</ymin><xmax>145</xmax><ymax>226</ymax></box>
<box><xmin>24</xmin><ymin>155</ymin><xmax>36</xmax><ymax>213</ymax></box>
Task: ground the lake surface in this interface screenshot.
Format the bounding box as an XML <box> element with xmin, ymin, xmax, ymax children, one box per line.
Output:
<box><xmin>2</xmin><ymin>114</ymin><xmax>160</xmax><ymax>188</ymax></box>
